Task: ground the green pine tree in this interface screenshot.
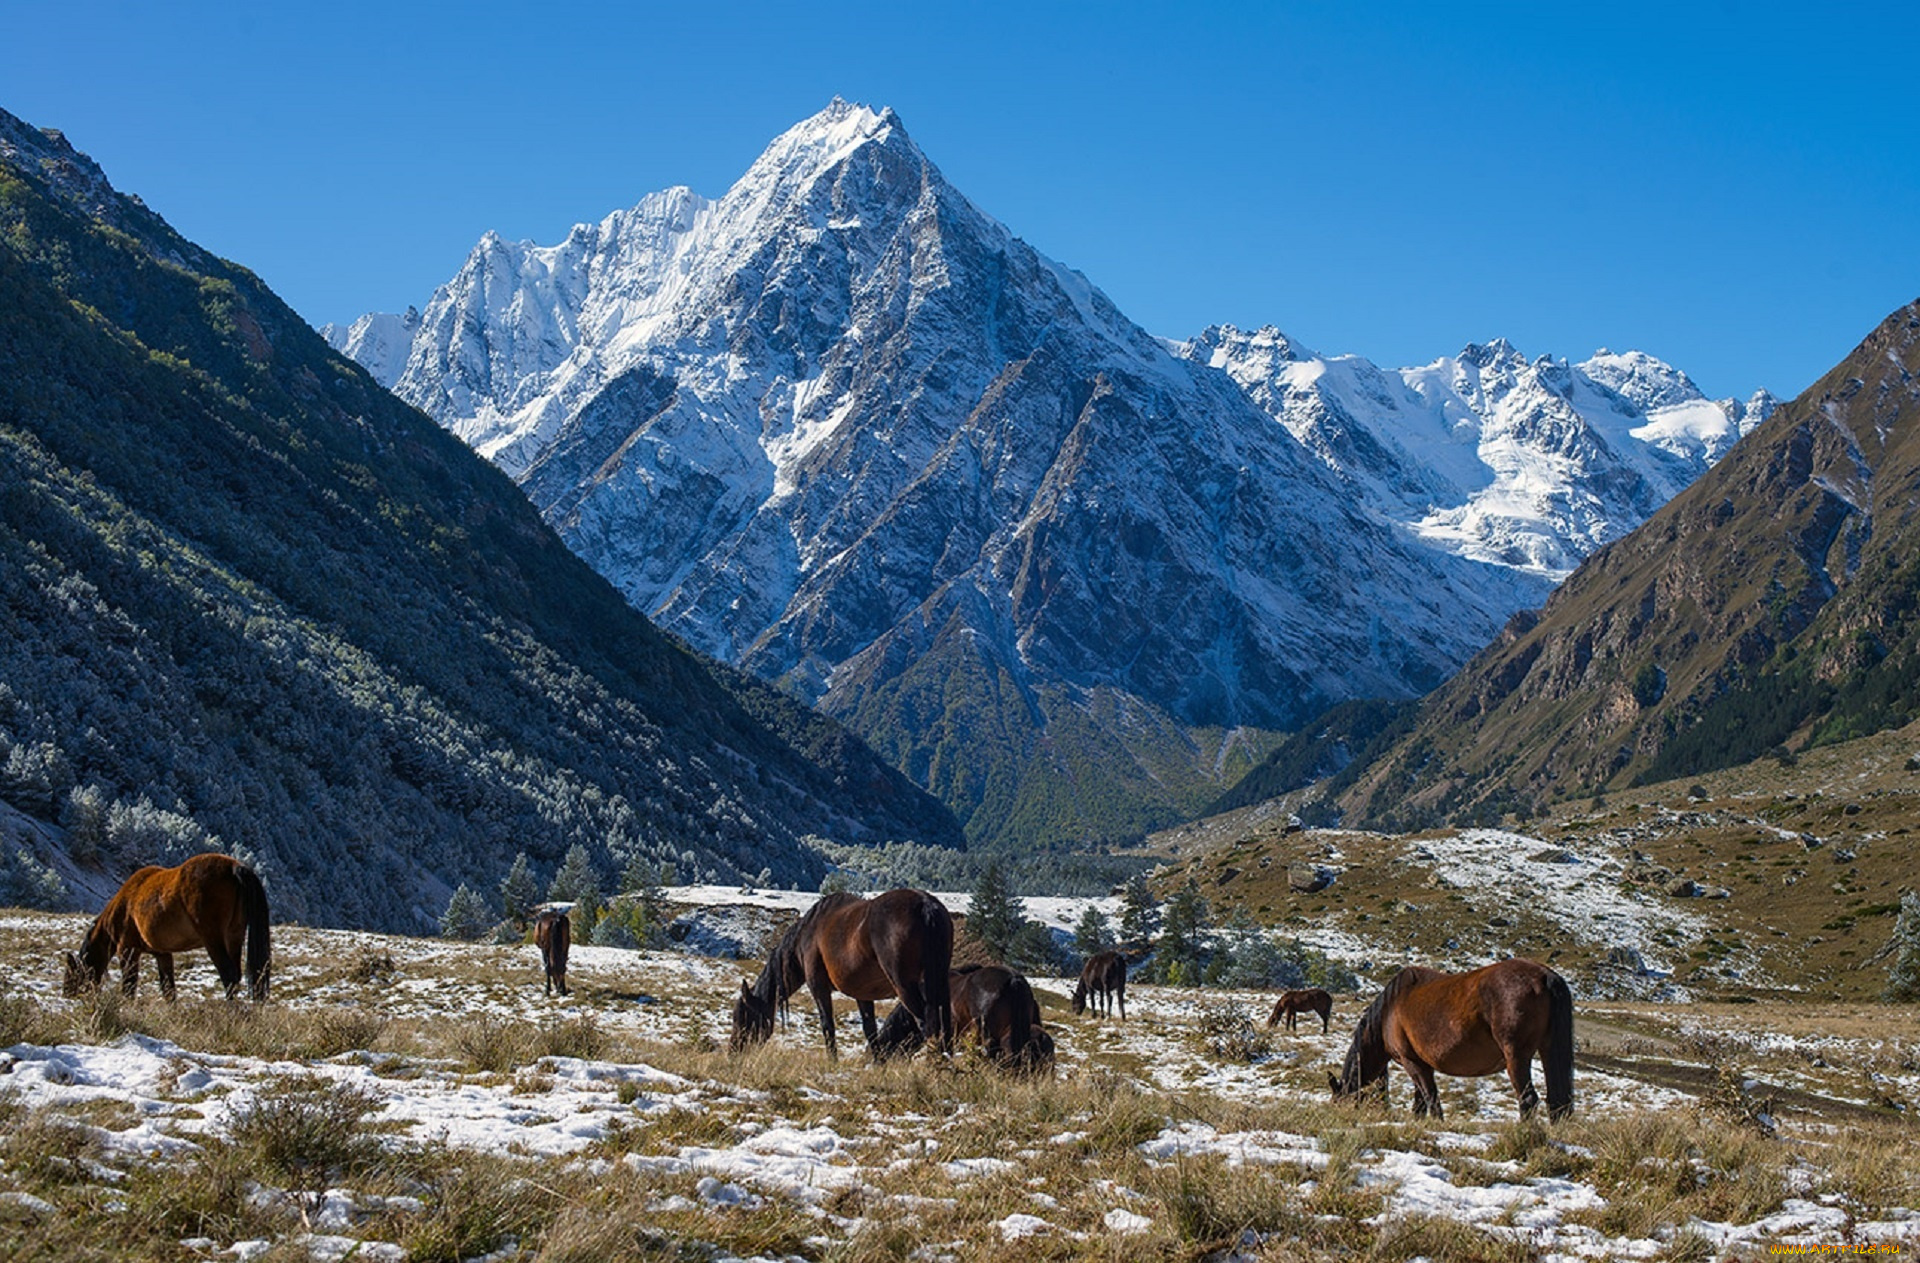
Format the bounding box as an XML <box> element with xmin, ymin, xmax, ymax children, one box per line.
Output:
<box><xmin>1156</xmin><ymin>878</ymin><xmax>1211</xmax><ymax>987</ymax></box>
<box><xmin>965</xmin><ymin>862</ymin><xmax>1025</xmax><ymax>963</ymax></box>
<box><xmin>498</xmin><ymin>851</ymin><xmax>538</xmax><ymax>926</ymax></box>
<box><xmin>1210</xmin><ymin>908</ymin><xmax>1283</xmax><ymax>988</ymax></box>
<box><xmin>1885</xmin><ymin>891</ymin><xmax>1920</xmax><ymax>1002</ymax></box>
<box><xmin>547</xmin><ymin>843</ymin><xmax>603</xmax><ymax>923</ymax></box>
<box><xmin>439</xmin><ymin>883</ymin><xmax>492</xmax><ymax>941</ymax></box>
<box><xmin>620</xmin><ymin>855</ymin><xmax>669</xmax><ymax>948</ymax></box>
<box><xmin>1118</xmin><ymin>873</ymin><xmax>1159</xmax><ymax>953</ymax></box>
<box><xmin>1072</xmin><ymin>905</ymin><xmax>1115</xmax><ymax>961</ymax></box>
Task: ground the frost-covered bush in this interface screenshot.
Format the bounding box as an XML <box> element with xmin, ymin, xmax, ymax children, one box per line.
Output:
<box><xmin>0</xmin><ymin>844</ymin><xmax>68</xmax><ymax>910</ymax></box>
<box><xmin>1885</xmin><ymin>891</ymin><xmax>1920</xmax><ymax>1002</ymax></box>
<box><xmin>102</xmin><ymin>796</ymin><xmax>218</xmax><ymax>867</ymax></box>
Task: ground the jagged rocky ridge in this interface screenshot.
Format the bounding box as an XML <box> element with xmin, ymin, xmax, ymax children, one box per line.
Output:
<box><xmin>330</xmin><ymin>100</ymin><xmax>1765</xmax><ymax>848</ymax></box>
<box><xmin>1330</xmin><ymin>300</ymin><xmax>1920</xmax><ymax>828</ymax></box>
<box><xmin>0</xmin><ymin>107</ymin><xmax>961</xmax><ymax>931</ymax></box>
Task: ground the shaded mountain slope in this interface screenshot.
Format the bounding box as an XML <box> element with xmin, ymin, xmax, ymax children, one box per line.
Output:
<box><xmin>0</xmin><ymin>109</ymin><xmax>959</xmax><ymax>930</ymax></box>
<box><xmin>1328</xmin><ymin>300</ymin><xmax>1920</xmax><ymax>829</ymax></box>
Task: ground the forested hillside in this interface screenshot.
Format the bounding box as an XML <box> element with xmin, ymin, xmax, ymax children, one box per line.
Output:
<box><xmin>0</xmin><ymin>110</ymin><xmax>959</xmax><ymax>930</ymax></box>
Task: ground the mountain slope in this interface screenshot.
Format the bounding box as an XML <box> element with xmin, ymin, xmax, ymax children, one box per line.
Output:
<box><xmin>329</xmin><ymin>100</ymin><xmax>1757</xmax><ymax>851</ymax></box>
<box><xmin>0</xmin><ymin>108</ymin><xmax>960</xmax><ymax>930</ymax></box>
<box><xmin>1328</xmin><ymin>299</ymin><xmax>1920</xmax><ymax>828</ymax></box>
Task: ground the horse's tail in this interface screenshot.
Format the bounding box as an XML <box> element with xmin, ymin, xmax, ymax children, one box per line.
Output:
<box><xmin>236</xmin><ymin>863</ymin><xmax>271</xmax><ymax>1001</ymax></box>
<box><xmin>920</xmin><ymin>893</ymin><xmax>954</xmax><ymax>1047</ymax></box>
<box><xmin>1005</xmin><ymin>973</ymin><xmax>1034</xmax><ymax>1065</ymax></box>
<box><xmin>1544</xmin><ymin>969</ymin><xmax>1575</xmax><ymax>1120</ymax></box>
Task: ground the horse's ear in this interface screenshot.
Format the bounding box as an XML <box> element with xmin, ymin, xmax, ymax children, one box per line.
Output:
<box><xmin>740</xmin><ymin>979</ymin><xmax>753</xmax><ymax>998</ymax></box>
<box><xmin>1328</xmin><ymin>1072</ymin><xmax>1342</xmax><ymax>1096</ymax></box>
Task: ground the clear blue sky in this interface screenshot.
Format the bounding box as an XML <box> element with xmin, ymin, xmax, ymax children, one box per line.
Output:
<box><xmin>8</xmin><ymin>1</ymin><xmax>1917</xmax><ymax>399</ymax></box>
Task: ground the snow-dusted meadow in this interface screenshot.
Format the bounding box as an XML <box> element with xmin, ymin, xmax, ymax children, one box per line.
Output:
<box><xmin>1</xmin><ymin>903</ymin><xmax>1916</xmax><ymax>1261</ymax></box>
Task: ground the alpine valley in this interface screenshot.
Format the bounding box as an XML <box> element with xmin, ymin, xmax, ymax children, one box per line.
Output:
<box><xmin>331</xmin><ymin>100</ymin><xmax>1772</xmax><ymax>849</ymax></box>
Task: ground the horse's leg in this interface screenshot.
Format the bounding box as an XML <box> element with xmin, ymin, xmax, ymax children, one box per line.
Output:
<box><xmin>119</xmin><ymin>948</ymin><xmax>141</xmax><ymax>998</ymax></box>
<box><xmin>156</xmin><ymin>953</ymin><xmax>176</xmax><ymax>1001</ymax></box>
<box><xmin>1406</xmin><ymin>1060</ymin><xmax>1442</xmax><ymax>1118</ymax></box>
<box><xmin>1506</xmin><ymin>1050</ymin><xmax>1541</xmax><ymax>1119</ymax></box>
<box><xmin>858</xmin><ymin>1000</ymin><xmax>879</xmax><ymax>1052</ymax></box>
<box><xmin>205</xmin><ymin>940</ymin><xmax>242</xmax><ymax>1000</ymax></box>
<box><xmin>807</xmin><ymin>974</ymin><xmax>839</xmax><ymax>1060</ymax></box>
<box><xmin>1321</xmin><ymin>1005</ymin><xmax>1331</xmax><ymax>1034</ymax></box>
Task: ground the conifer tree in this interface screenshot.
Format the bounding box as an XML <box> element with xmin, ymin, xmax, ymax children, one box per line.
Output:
<box><xmin>547</xmin><ymin>844</ymin><xmax>603</xmax><ymax>923</ymax></box>
<box><xmin>439</xmin><ymin>883</ymin><xmax>492</xmax><ymax>940</ymax></box>
<box><xmin>1118</xmin><ymin>873</ymin><xmax>1159</xmax><ymax>953</ymax></box>
<box><xmin>620</xmin><ymin>854</ymin><xmax>669</xmax><ymax>948</ymax></box>
<box><xmin>1210</xmin><ymin>908</ymin><xmax>1285</xmax><ymax>988</ymax></box>
<box><xmin>1156</xmin><ymin>878</ymin><xmax>1212</xmax><ymax>987</ymax></box>
<box><xmin>1072</xmin><ymin>905</ymin><xmax>1116</xmax><ymax>960</ymax></box>
<box><xmin>965</xmin><ymin>862</ymin><xmax>1024</xmax><ymax>963</ymax></box>
<box><xmin>498</xmin><ymin>851</ymin><xmax>538</xmax><ymax>926</ymax></box>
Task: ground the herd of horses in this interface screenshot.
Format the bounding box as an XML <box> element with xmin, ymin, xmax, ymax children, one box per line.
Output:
<box><xmin>58</xmin><ymin>858</ymin><xmax>1577</xmax><ymax>1119</ymax></box>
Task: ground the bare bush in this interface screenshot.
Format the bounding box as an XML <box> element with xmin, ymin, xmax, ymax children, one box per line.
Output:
<box><xmin>227</xmin><ymin>1073</ymin><xmax>383</xmax><ymax>1191</ymax></box>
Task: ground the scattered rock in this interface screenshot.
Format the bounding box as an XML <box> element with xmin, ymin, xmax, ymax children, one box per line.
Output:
<box><xmin>1527</xmin><ymin>847</ymin><xmax>1577</xmax><ymax>864</ymax></box>
<box><xmin>1604</xmin><ymin>945</ymin><xmax>1648</xmax><ymax>973</ymax></box>
<box><xmin>1288</xmin><ymin>864</ymin><xmax>1336</xmax><ymax>894</ymax></box>
<box><xmin>1664</xmin><ymin>877</ymin><xmax>1702</xmax><ymax>898</ymax></box>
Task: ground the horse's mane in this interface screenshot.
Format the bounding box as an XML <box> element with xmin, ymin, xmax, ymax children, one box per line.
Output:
<box><xmin>1340</xmin><ymin>967</ymin><xmax>1430</xmax><ymax>1091</ymax></box>
<box><xmin>755</xmin><ymin>892</ymin><xmax>865</xmax><ymax>1018</ymax></box>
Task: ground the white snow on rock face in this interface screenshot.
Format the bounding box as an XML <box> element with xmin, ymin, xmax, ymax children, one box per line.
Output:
<box><xmin>1182</xmin><ymin>329</ymin><xmax>1776</xmax><ymax>581</ymax></box>
<box><xmin>331</xmin><ymin>104</ymin><xmax>1549</xmax><ymax>714</ymax></box>
<box><xmin>328</xmin><ymin>99</ymin><xmax>1769</xmax><ymax>843</ymax></box>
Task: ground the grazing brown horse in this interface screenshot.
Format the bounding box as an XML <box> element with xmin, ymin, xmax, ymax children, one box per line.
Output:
<box><xmin>874</xmin><ymin>964</ymin><xmax>1053</xmax><ymax>1073</ymax></box>
<box><xmin>1267</xmin><ymin>987</ymin><xmax>1333</xmax><ymax>1033</ymax></box>
<box><xmin>63</xmin><ymin>853</ymin><xmax>270</xmax><ymax>1001</ymax></box>
<box><xmin>1072</xmin><ymin>950</ymin><xmax>1127</xmax><ymax>1020</ymax></box>
<box><xmin>534</xmin><ymin>907</ymin><xmax>571</xmax><ymax>997</ymax></box>
<box><xmin>1330</xmin><ymin>959</ymin><xmax>1573</xmax><ymax>1120</ymax></box>
<box><xmin>731</xmin><ymin>889</ymin><xmax>953</xmax><ymax>1059</ymax></box>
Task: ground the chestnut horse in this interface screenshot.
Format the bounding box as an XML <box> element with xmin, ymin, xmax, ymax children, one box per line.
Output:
<box><xmin>874</xmin><ymin>964</ymin><xmax>1052</xmax><ymax>1072</ymax></box>
<box><xmin>1267</xmin><ymin>987</ymin><xmax>1333</xmax><ymax>1033</ymax></box>
<box><xmin>1072</xmin><ymin>950</ymin><xmax>1127</xmax><ymax>1020</ymax></box>
<box><xmin>534</xmin><ymin>908</ymin><xmax>571</xmax><ymax>997</ymax></box>
<box><xmin>1331</xmin><ymin>959</ymin><xmax>1573</xmax><ymax>1120</ymax></box>
<box><xmin>63</xmin><ymin>853</ymin><xmax>270</xmax><ymax>1001</ymax></box>
<box><xmin>731</xmin><ymin>889</ymin><xmax>953</xmax><ymax>1059</ymax></box>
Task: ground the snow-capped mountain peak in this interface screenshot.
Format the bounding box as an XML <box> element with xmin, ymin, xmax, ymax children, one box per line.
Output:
<box><xmin>327</xmin><ymin>101</ymin><xmax>1767</xmax><ymax>847</ymax></box>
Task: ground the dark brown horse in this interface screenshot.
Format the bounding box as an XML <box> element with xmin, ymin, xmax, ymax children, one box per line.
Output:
<box><xmin>731</xmin><ymin>889</ymin><xmax>953</xmax><ymax>1059</ymax></box>
<box><xmin>1330</xmin><ymin>959</ymin><xmax>1573</xmax><ymax>1120</ymax></box>
<box><xmin>1267</xmin><ymin>987</ymin><xmax>1333</xmax><ymax>1033</ymax></box>
<box><xmin>874</xmin><ymin>964</ymin><xmax>1052</xmax><ymax>1073</ymax></box>
<box><xmin>63</xmin><ymin>853</ymin><xmax>270</xmax><ymax>1001</ymax></box>
<box><xmin>1071</xmin><ymin>950</ymin><xmax>1126</xmax><ymax>1020</ymax></box>
<box><xmin>534</xmin><ymin>907</ymin><xmax>571</xmax><ymax>997</ymax></box>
